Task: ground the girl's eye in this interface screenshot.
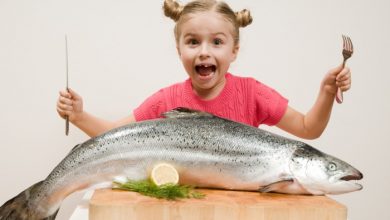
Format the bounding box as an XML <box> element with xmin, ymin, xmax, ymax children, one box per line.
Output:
<box><xmin>187</xmin><ymin>39</ymin><xmax>199</xmax><ymax>45</ymax></box>
<box><xmin>213</xmin><ymin>38</ymin><xmax>223</xmax><ymax>45</ymax></box>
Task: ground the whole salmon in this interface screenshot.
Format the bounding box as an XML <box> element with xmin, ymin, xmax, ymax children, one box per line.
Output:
<box><xmin>0</xmin><ymin>108</ymin><xmax>363</xmax><ymax>220</ymax></box>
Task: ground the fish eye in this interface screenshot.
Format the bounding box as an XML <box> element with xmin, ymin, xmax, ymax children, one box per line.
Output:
<box><xmin>328</xmin><ymin>162</ymin><xmax>337</xmax><ymax>171</ymax></box>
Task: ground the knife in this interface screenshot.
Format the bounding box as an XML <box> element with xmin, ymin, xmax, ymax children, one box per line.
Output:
<box><xmin>65</xmin><ymin>35</ymin><xmax>69</xmax><ymax>136</ymax></box>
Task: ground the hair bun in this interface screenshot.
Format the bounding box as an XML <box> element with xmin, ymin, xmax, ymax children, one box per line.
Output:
<box><xmin>235</xmin><ymin>9</ymin><xmax>253</xmax><ymax>28</ymax></box>
<box><xmin>163</xmin><ymin>0</ymin><xmax>184</xmax><ymax>22</ymax></box>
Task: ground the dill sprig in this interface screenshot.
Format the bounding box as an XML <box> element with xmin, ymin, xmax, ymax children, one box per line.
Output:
<box><xmin>113</xmin><ymin>179</ymin><xmax>205</xmax><ymax>200</ymax></box>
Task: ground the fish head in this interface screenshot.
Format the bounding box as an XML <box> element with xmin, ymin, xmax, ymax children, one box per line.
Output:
<box><xmin>289</xmin><ymin>144</ymin><xmax>363</xmax><ymax>195</ymax></box>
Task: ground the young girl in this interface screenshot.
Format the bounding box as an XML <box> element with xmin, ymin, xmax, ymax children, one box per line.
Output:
<box><xmin>57</xmin><ymin>0</ymin><xmax>351</xmax><ymax>139</ymax></box>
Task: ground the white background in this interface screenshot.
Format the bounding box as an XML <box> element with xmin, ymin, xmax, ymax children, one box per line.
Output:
<box><xmin>0</xmin><ymin>0</ymin><xmax>389</xmax><ymax>219</ymax></box>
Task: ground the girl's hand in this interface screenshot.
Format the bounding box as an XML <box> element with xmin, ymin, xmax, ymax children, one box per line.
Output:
<box><xmin>322</xmin><ymin>65</ymin><xmax>352</xmax><ymax>96</ymax></box>
<box><xmin>56</xmin><ymin>88</ymin><xmax>84</xmax><ymax>123</ymax></box>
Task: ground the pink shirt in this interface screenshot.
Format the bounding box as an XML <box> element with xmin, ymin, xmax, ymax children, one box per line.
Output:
<box><xmin>133</xmin><ymin>73</ymin><xmax>288</xmax><ymax>127</ymax></box>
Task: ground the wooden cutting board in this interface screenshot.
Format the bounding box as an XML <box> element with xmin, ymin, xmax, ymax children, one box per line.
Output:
<box><xmin>89</xmin><ymin>188</ymin><xmax>347</xmax><ymax>220</ymax></box>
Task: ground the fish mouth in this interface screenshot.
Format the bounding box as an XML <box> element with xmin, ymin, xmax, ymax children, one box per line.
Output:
<box><xmin>339</xmin><ymin>171</ymin><xmax>363</xmax><ymax>189</ymax></box>
<box><xmin>195</xmin><ymin>64</ymin><xmax>217</xmax><ymax>79</ymax></box>
<box><xmin>340</xmin><ymin>172</ymin><xmax>363</xmax><ymax>181</ymax></box>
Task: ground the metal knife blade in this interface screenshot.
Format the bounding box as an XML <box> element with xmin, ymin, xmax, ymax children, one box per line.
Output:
<box><xmin>65</xmin><ymin>35</ymin><xmax>69</xmax><ymax>136</ymax></box>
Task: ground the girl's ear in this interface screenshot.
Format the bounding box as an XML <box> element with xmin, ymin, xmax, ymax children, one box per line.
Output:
<box><xmin>231</xmin><ymin>44</ymin><xmax>240</xmax><ymax>62</ymax></box>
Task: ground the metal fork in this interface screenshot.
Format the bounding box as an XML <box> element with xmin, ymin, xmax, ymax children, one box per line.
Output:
<box><xmin>336</xmin><ymin>35</ymin><xmax>354</xmax><ymax>104</ymax></box>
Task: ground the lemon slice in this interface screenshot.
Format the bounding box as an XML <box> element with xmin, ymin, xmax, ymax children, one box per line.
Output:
<box><xmin>150</xmin><ymin>163</ymin><xmax>179</xmax><ymax>186</ymax></box>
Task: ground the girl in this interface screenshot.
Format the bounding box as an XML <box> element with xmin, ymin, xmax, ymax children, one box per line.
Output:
<box><xmin>57</xmin><ymin>0</ymin><xmax>351</xmax><ymax>139</ymax></box>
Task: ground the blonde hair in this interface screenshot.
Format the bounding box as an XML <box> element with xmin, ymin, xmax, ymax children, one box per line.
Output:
<box><xmin>163</xmin><ymin>0</ymin><xmax>253</xmax><ymax>45</ymax></box>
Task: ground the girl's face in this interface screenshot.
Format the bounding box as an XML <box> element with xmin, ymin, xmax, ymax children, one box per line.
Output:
<box><xmin>177</xmin><ymin>11</ymin><xmax>239</xmax><ymax>98</ymax></box>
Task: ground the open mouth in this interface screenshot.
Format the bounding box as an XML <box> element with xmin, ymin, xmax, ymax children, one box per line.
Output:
<box><xmin>339</xmin><ymin>171</ymin><xmax>363</xmax><ymax>189</ymax></box>
<box><xmin>195</xmin><ymin>64</ymin><xmax>216</xmax><ymax>77</ymax></box>
<box><xmin>340</xmin><ymin>173</ymin><xmax>363</xmax><ymax>181</ymax></box>
<box><xmin>340</xmin><ymin>170</ymin><xmax>363</xmax><ymax>181</ymax></box>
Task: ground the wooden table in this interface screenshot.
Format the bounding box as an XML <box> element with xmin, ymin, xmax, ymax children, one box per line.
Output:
<box><xmin>89</xmin><ymin>189</ymin><xmax>347</xmax><ymax>220</ymax></box>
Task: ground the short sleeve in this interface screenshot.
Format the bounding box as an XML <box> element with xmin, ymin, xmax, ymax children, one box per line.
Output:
<box><xmin>133</xmin><ymin>89</ymin><xmax>167</xmax><ymax>122</ymax></box>
<box><xmin>253</xmin><ymin>81</ymin><xmax>288</xmax><ymax>126</ymax></box>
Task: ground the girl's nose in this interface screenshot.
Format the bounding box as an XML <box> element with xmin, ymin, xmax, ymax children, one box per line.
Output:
<box><xmin>199</xmin><ymin>43</ymin><xmax>210</xmax><ymax>59</ymax></box>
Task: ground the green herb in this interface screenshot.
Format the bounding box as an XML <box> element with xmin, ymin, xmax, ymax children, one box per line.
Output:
<box><xmin>113</xmin><ymin>179</ymin><xmax>205</xmax><ymax>200</ymax></box>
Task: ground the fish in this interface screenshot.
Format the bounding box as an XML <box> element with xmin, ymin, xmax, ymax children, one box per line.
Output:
<box><xmin>0</xmin><ymin>107</ymin><xmax>363</xmax><ymax>220</ymax></box>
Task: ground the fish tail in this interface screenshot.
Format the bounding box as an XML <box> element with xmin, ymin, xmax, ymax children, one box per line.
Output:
<box><xmin>0</xmin><ymin>181</ymin><xmax>59</xmax><ymax>220</ymax></box>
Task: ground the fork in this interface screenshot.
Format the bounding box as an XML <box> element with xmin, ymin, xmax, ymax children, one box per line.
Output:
<box><xmin>336</xmin><ymin>35</ymin><xmax>354</xmax><ymax>104</ymax></box>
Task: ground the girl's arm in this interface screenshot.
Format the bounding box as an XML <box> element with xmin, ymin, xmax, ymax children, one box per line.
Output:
<box><xmin>276</xmin><ymin>65</ymin><xmax>351</xmax><ymax>139</ymax></box>
<box><xmin>56</xmin><ymin>88</ymin><xmax>136</xmax><ymax>137</ymax></box>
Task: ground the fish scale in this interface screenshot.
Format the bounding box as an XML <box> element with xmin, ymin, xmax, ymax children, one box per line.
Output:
<box><xmin>0</xmin><ymin>108</ymin><xmax>363</xmax><ymax>220</ymax></box>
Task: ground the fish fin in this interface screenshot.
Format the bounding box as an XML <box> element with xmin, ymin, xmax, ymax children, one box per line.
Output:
<box><xmin>70</xmin><ymin>144</ymin><xmax>81</xmax><ymax>151</ymax></box>
<box><xmin>0</xmin><ymin>180</ymin><xmax>59</xmax><ymax>220</ymax></box>
<box><xmin>65</xmin><ymin>144</ymin><xmax>81</xmax><ymax>156</ymax></box>
<box><xmin>259</xmin><ymin>179</ymin><xmax>294</xmax><ymax>193</ymax></box>
<box><xmin>162</xmin><ymin>107</ymin><xmax>214</xmax><ymax>119</ymax></box>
